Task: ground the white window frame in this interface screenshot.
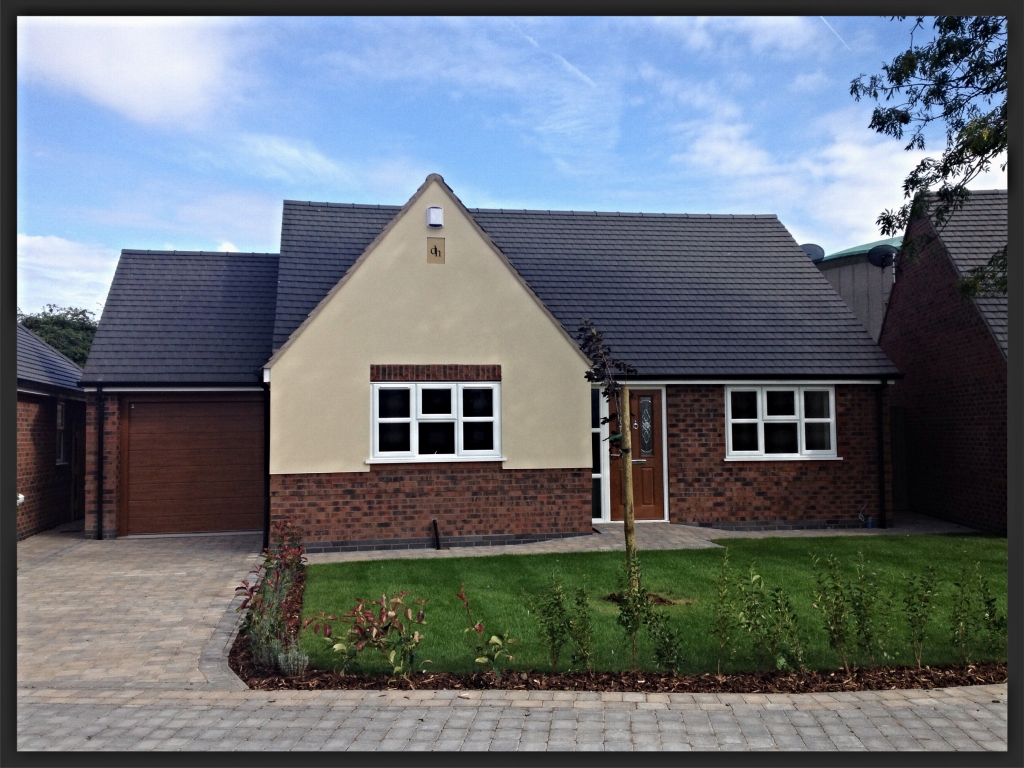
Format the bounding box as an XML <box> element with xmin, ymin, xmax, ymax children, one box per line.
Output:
<box><xmin>724</xmin><ymin>386</ymin><xmax>839</xmax><ymax>461</ymax></box>
<box><xmin>370</xmin><ymin>382</ymin><xmax>502</xmax><ymax>462</ymax></box>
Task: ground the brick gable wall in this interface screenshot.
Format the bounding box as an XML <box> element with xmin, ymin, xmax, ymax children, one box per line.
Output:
<box><xmin>271</xmin><ymin>464</ymin><xmax>591</xmax><ymax>552</ymax></box>
<box><xmin>878</xmin><ymin>218</ymin><xmax>1007</xmax><ymax>533</ymax></box>
<box><xmin>664</xmin><ymin>384</ymin><xmax>891</xmax><ymax>529</ymax></box>
<box><xmin>16</xmin><ymin>394</ymin><xmax>83</xmax><ymax>539</ymax></box>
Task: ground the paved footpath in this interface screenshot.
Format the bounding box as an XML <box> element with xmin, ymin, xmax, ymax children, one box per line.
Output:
<box><xmin>17</xmin><ymin>521</ymin><xmax>1007</xmax><ymax>752</ymax></box>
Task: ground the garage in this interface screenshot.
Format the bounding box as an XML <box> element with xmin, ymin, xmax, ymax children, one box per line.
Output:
<box><xmin>120</xmin><ymin>393</ymin><xmax>265</xmax><ymax>535</ymax></box>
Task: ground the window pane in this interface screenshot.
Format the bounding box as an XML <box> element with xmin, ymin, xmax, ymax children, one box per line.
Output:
<box><xmin>591</xmin><ymin>389</ymin><xmax>600</xmax><ymax>429</ymax></box>
<box><xmin>378</xmin><ymin>388</ymin><xmax>410</xmax><ymax>418</ymax></box>
<box><xmin>804</xmin><ymin>390</ymin><xmax>830</xmax><ymax>419</ymax></box>
<box><xmin>463</xmin><ymin>422</ymin><xmax>493</xmax><ymax>451</ymax></box>
<box><xmin>592</xmin><ymin>478</ymin><xmax>602</xmax><ymax>519</ymax></box>
<box><xmin>765</xmin><ymin>423</ymin><xmax>799</xmax><ymax>453</ymax></box>
<box><xmin>422</xmin><ymin>388</ymin><xmax>452</xmax><ymax>415</ymax></box>
<box><xmin>419</xmin><ymin>422</ymin><xmax>455</xmax><ymax>454</ymax></box>
<box><xmin>592</xmin><ymin>432</ymin><xmax>601</xmax><ymax>471</ymax></box>
<box><xmin>731</xmin><ymin>390</ymin><xmax>758</xmax><ymax>419</ymax></box>
<box><xmin>805</xmin><ymin>423</ymin><xmax>831</xmax><ymax>451</ymax></box>
<box><xmin>639</xmin><ymin>397</ymin><xmax>654</xmax><ymax>456</ymax></box>
<box><xmin>731</xmin><ymin>423</ymin><xmax>759</xmax><ymax>451</ymax></box>
<box><xmin>462</xmin><ymin>388</ymin><xmax>493</xmax><ymax>417</ymax></box>
<box><xmin>379</xmin><ymin>423</ymin><xmax>410</xmax><ymax>452</ymax></box>
<box><xmin>766</xmin><ymin>390</ymin><xmax>795</xmax><ymax>416</ymax></box>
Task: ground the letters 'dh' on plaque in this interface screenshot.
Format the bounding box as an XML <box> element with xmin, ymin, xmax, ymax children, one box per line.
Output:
<box><xmin>427</xmin><ymin>237</ymin><xmax>445</xmax><ymax>264</ymax></box>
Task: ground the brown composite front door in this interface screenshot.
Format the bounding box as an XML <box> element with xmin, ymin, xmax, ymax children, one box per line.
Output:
<box><xmin>120</xmin><ymin>394</ymin><xmax>265</xmax><ymax>535</ymax></box>
<box><xmin>609</xmin><ymin>389</ymin><xmax>664</xmax><ymax>521</ymax></box>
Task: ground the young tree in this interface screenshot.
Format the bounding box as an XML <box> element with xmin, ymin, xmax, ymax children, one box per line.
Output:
<box><xmin>17</xmin><ymin>305</ymin><xmax>98</xmax><ymax>367</ymax></box>
<box><xmin>850</xmin><ymin>16</ymin><xmax>1007</xmax><ymax>297</ymax></box>
<box><xmin>576</xmin><ymin>318</ymin><xmax>639</xmax><ymax>578</ymax></box>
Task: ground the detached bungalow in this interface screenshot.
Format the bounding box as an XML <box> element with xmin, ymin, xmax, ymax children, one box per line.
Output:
<box><xmin>82</xmin><ymin>175</ymin><xmax>899</xmax><ymax>549</ymax></box>
<box><xmin>17</xmin><ymin>324</ymin><xmax>86</xmax><ymax>539</ymax></box>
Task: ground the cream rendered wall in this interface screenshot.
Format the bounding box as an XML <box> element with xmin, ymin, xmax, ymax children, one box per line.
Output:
<box><xmin>269</xmin><ymin>180</ymin><xmax>592</xmax><ymax>474</ymax></box>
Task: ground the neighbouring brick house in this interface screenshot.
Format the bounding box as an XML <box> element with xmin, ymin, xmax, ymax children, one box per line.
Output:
<box><xmin>81</xmin><ymin>174</ymin><xmax>899</xmax><ymax>550</ymax></box>
<box><xmin>878</xmin><ymin>189</ymin><xmax>1007</xmax><ymax>534</ymax></box>
<box><xmin>16</xmin><ymin>324</ymin><xmax>86</xmax><ymax>539</ymax></box>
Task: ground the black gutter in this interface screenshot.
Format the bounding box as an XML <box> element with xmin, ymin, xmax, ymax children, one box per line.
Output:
<box><xmin>876</xmin><ymin>382</ymin><xmax>888</xmax><ymax>529</ymax></box>
<box><xmin>262</xmin><ymin>381</ymin><xmax>270</xmax><ymax>552</ymax></box>
<box><xmin>96</xmin><ymin>387</ymin><xmax>104</xmax><ymax>540</ymax></box>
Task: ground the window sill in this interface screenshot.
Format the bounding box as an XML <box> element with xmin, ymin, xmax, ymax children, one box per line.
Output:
<box><xmin>724</xmin><ymin>456</ymin><xmax>842</xmax><ymax>462</ymax></box>
<box><xmin>365</xmin><ymin>456</ymin><xmax>506</xmax><ymax>465</ymax></box>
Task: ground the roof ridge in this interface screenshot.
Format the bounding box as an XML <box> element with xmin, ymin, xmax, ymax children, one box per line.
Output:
<box><xmin>469</xmin><ymin>208</ymin><xmax>778</xmax><ymax>218</ymax></box>
<box><xmin>120</xmin><ymin>250</ymin><xmax>280</xmax><ymax>257</ymax></box>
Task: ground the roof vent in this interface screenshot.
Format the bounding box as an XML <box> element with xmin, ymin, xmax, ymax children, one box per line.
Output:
<box><xmin>800</xmin><ymin>243</ymin><xmax>825</xmax><ymax>264</ymax></box>
<box><xmin>867</xmin><ymin>244</ymin><xmax>898</xmax><ymax>268</ymax></box>
<box><xmin>427</xmin><ymin>206</ymin><xmax>444</xmax><ymax>228</ymax></box>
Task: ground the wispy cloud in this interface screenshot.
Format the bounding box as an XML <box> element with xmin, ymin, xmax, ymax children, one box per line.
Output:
<box><xmin>651</xmin><ymin>16</ymin><xmax>823</xmax><ymax>54</ymax></box>
<box><xmin>17</xmin><ymin>234</ymin><xmax>119</xmax><ymax>314</ymax></box>
<box><xmin>789</xmin><ymin>70</ymin><xmax>830</xmax><ymax>93</ymax></box>
<box><xmin>234</xmin><ymin>134</ymin><xmax>353</xmax><ymax>185</ymax></box>
<box><xmin>17</xmin><ymin>17</ymin><xmax>252</xmax><ymax>127</ymax></box>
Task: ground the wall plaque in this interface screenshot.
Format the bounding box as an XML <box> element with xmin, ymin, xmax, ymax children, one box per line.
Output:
<box><xmin>427</xmin><ymin>237</ymin><xmax>445</xmax><ymax>264</ymax></box>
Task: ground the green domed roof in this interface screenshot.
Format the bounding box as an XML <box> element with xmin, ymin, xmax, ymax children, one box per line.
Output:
<box><xmin>822</xmin><ymin>236</ymin><xmax>902</xmax><ymax>262</ymax></box>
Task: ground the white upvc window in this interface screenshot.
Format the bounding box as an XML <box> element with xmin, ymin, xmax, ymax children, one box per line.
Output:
<box><xmin>725</xmin><ymin>386</ymin><xmax>838</xmax><ymax>460</ymax></box>
<box><xmin>371</xmin><ymin>382</ymin><xmax>501</xmax><ymax>461</ymax></box>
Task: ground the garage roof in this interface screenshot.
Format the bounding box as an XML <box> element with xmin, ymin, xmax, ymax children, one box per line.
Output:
<box><xmin>81</xmin><ymin>251</ymin><xmax>279</xmax><ymax>385</ymax></box>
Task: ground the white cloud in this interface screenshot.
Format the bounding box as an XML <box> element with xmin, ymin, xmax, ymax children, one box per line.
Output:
<box><xmin>789</xmin><ymin>70</ymin><xmax>830</xmax><ymax>93</ymax></box>
<box><xmin>234</xmin><ymin>134</ymin><xmax>353</xmax><ymax>185</ymax></box>
<box><xmin>652</xmin><ymin>16</ymin><xmax>822</xmax><ymax>54</ymax></box>
<box><xmin>17</xmin><ymin>17</ymin><xmax>250</xmax><ymax>126</ymax></box>
<box><xmin>17</xmin><ymin>234</ymin><xmax>119</xmax><ymax>314</ymax></box>
<box><xmin>217</xmin><ymin>240</ymin><xmax>240</xmax><ymax>252</ymax></box>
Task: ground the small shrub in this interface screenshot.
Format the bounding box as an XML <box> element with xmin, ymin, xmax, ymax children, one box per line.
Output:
<box><xmin>332</xmin><ymin>592</ymin><xmax>428</xmax><ymax>682</ymax></box>
<box><xmin>235</xmin><ymin>567</ymin><xmax>290</xmax><ymax>670</ymax></box>
<box><xmin>765</xmin><ymin>587</ymin><xmax>807</xmax><ymax>672</ymax></box>
<box><xmin>811</xmin><ymin>554</ymin><xmax>852</xmax><ymax>673</ymax></box>
<box><xmin>457</xmin><ymin>584</ymin><xmax>515</xmax><ymax>678</ymax></box>
<box><xmin>949</xmin><ymin>552</ymin><xmax>1004</xmax><ymax>664</ymax></box>
<box><xmin>709</xmin><ymin>548</ymin><xmax>739</xmax><ymax>676</ymax></box>
<box><xmin>646</xmin><ymin>610</ymin><xmax>685</xmax><ymax>673</ymax></box>
<box><xmin>903</xmin><ymin>565</ymin><xmax>938</xmax><ymax>668</ymax></box>
<box><xmin>277</xmin><ymin>644</ymin><xmax>310</xmax><ymax>677</ymax></box>
<box><xmin>849</xmin><ymin>551</ymin><xmax>884</xmax><ymax>667</ymax></box>
<box><xmin>615</xmin><ymin>555</ymin><xmax>653</xmax><ymax>669</ymax></box>
<box><xmin>536</xmin><ymin>570</ymin><xmax>570</xmax><ymax>672</ymax></box>
<box><xmin>567</xmin><ymin>586</ymin><xmax>594</xmax><ymax>672</ymax></box>
<box><xmin>736</xmin><ymin>561</ymin><xmax>770</xmax><ymax>669</ymax></box>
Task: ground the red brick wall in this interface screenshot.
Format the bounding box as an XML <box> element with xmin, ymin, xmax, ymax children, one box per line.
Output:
<box><xmin>665</xmin><ymin>384</ymin><xmax>892</xmax><ymax>528</ymax></box>
<box><xmin>16</xmin><ymin>394</ymin><xmax>83</xmax><ymax>539</ymax></box>
<box><xmin>271</xmin><ymin>464</ymin><xmax>591</xmax><ymax>552</ymax></box>
<box><xmin>878</xmin><ymin>218</ymin><xmax>1007</xmax><ymax>533</ymax></box>
<box><xmin>84</xmin><ymin>393</ymin><xmax>121</xmax><ymax>539</ymax></box>
<box><xmin>370</xmin><ymin>364</ymin><xmax>501</xmax><ymax>382</ymax></box>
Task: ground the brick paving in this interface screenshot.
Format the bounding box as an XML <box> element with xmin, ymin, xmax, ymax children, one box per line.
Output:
<box><xmin>16</xmin><ymin>518</ymin><xmax>1006</xmax><ymax>752</ymax></box>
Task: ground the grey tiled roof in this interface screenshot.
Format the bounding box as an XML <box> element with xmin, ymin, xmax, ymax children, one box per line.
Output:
<box><xmin>275</xmin><ymin>202</ymin><xmax>899</xmax><ymax>378</ymax></box>
<box><xmin>931</xmin><ymin>189</ymin><xmax>1007</xmax><ymax>357</ymax></box>
<box><xmin>17</xmin><ymin>324</ymin><xmax>83</xmax><ymax>391</ymax></box>
<box><xmin>81</xmin><ymin>251</ymin><xmax>279</xmax><ymax>384</ymax></box>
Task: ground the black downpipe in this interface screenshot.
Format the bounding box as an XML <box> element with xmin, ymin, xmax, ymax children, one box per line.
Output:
<box><xmin>432</xmin><ymin>519</ymin><xmax>441</xmax><ymax>550</ymax></box>
<box><xmin>96</xmin><ymin>388</ymin><xmax>104</xmax><ymax>540</ymax></box>
<box><xmin>876</xmin><ymin>382</ymin><xmax>888</xmax><ymax>529</ymax></box>
<box><xmin>262</xmin><ymin>383</ymin><xmax>271</xmax><ymax>552</ymax></box>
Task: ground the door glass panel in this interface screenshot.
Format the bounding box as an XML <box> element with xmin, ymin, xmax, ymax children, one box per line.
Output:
<box><xmin>463</xmin><ymin>422</ymin><xmax>493</xmax><ymax>451</ymax></box>
<box><xmin>592</xmin><ymin>432</ymin><xmax>601</xmax><ymax>470</ymax></box>
<box><xmin>419</xmin><ymin>422</ymin><xmax>455</xmax><ymax>454</ymax></box>
<box><xmin>379</xmin><ymin>423</ymin><xmax>410</xmax><ymax>452</ymax></box>
<box><xmin>591</xmin><ymin>389</ymin><xmax>600</xmax><ymax>429</ymax></box>
<box><xmin>766</xmin><ymin>390</ymin><xmax>795</xmax><ymax>416</ymax></box>
<box><xmin>639</xmin><ymin>397</ymin><xmax>654</xmax><ymax>456</ymax></box>
<box><xmin>463</xmin><ymin>388</ymin><xmax>493</xmax><ymax>417</ymax></box>
<box><xmin>804</xmin><ymin>390</ymin><xmax>830</xmax><ymax>419</ymax></box>
<box><xmin>805</xmin><ymin>423</ymin><xmax>831</xmax><ymax>451</ymax></box>
<box><xmin>731</xmin><ymin>390</ymin><xmax>758</xmax><ymax>419</ymax></box>
<box><xmin>765</xmin><ymin>423</ymin><xmax>799</xmax><ymax>453</ymax></box>
<box><xmin>732</xmin><ymin>423</ymin><xmax>759</xmax><ymax>451</ymax></box>
<box><xmin>378</xmin><ymin>388</ymin><xmax>410</xmax><ymax>418</ymax></box>
<box><xmin>422</xmin><ymin>388</ymin><xmax>452</xmax><ymax>415</ymax></box>
<box><xmin>592</xmin><ymin>478</ymin><xmax>602</xmax><ymax>519</ymax></box>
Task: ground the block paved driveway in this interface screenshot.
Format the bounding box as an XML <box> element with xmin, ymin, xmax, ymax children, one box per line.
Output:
<box><xmin>17</xmin><ymin>523</ymin><xmax>1008</xmax><ymax>752</ymax></box>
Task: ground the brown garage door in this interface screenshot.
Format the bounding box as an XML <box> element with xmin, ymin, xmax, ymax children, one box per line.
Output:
<box><xmin>121</xmin><ymin>394</ymin><xmax>264</xmax><ymax>535</ymax></box>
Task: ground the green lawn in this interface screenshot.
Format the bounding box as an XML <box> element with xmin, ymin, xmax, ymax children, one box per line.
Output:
<box><xmin>299</xmin><ymin>534</ymin><xmax>1006</xmax><ymax>676</ymax></box>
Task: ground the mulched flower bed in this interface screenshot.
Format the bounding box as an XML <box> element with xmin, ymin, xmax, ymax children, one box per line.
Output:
<box><xmin>230</xmin><ymin>578</ymin><xmax>1006</xmax><ymax>693</ymax></box>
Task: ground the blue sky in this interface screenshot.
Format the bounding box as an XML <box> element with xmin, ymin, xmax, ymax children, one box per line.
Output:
<box><xmin>17</xmin><ymin>16</ymin><xmax>1007</xmax><ymax>315</ymax></box>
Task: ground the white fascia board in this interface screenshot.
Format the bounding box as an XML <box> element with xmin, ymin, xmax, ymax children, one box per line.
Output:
<box><xmin>92</xmin><ymin>386</ymin><xmax>265</xmax><ymax>392</ymax></box>
<box><xmin>627</xmin><ymin>379</ymin><xmax>889</xmax><ymax>386</ymax></box>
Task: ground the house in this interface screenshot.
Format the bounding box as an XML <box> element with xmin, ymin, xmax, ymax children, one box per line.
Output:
<box><xmin>17</xmin><ymin>324</ymin><xmax>86</xmax><ymax>539</ymax></box>
<box><xmin>878</xmin><ymin>189</ymin><xmax>1007</xmax><ymax>534</ymax></box>
<box><xmin>816</xmin><ymin>236</ymin><xmax>902</xmax><ymax>342</ymax></box>
<box><xmin>81</xmin><ymin>174</ymin><xmax>900</xmax><ymax>550</ymax></box>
